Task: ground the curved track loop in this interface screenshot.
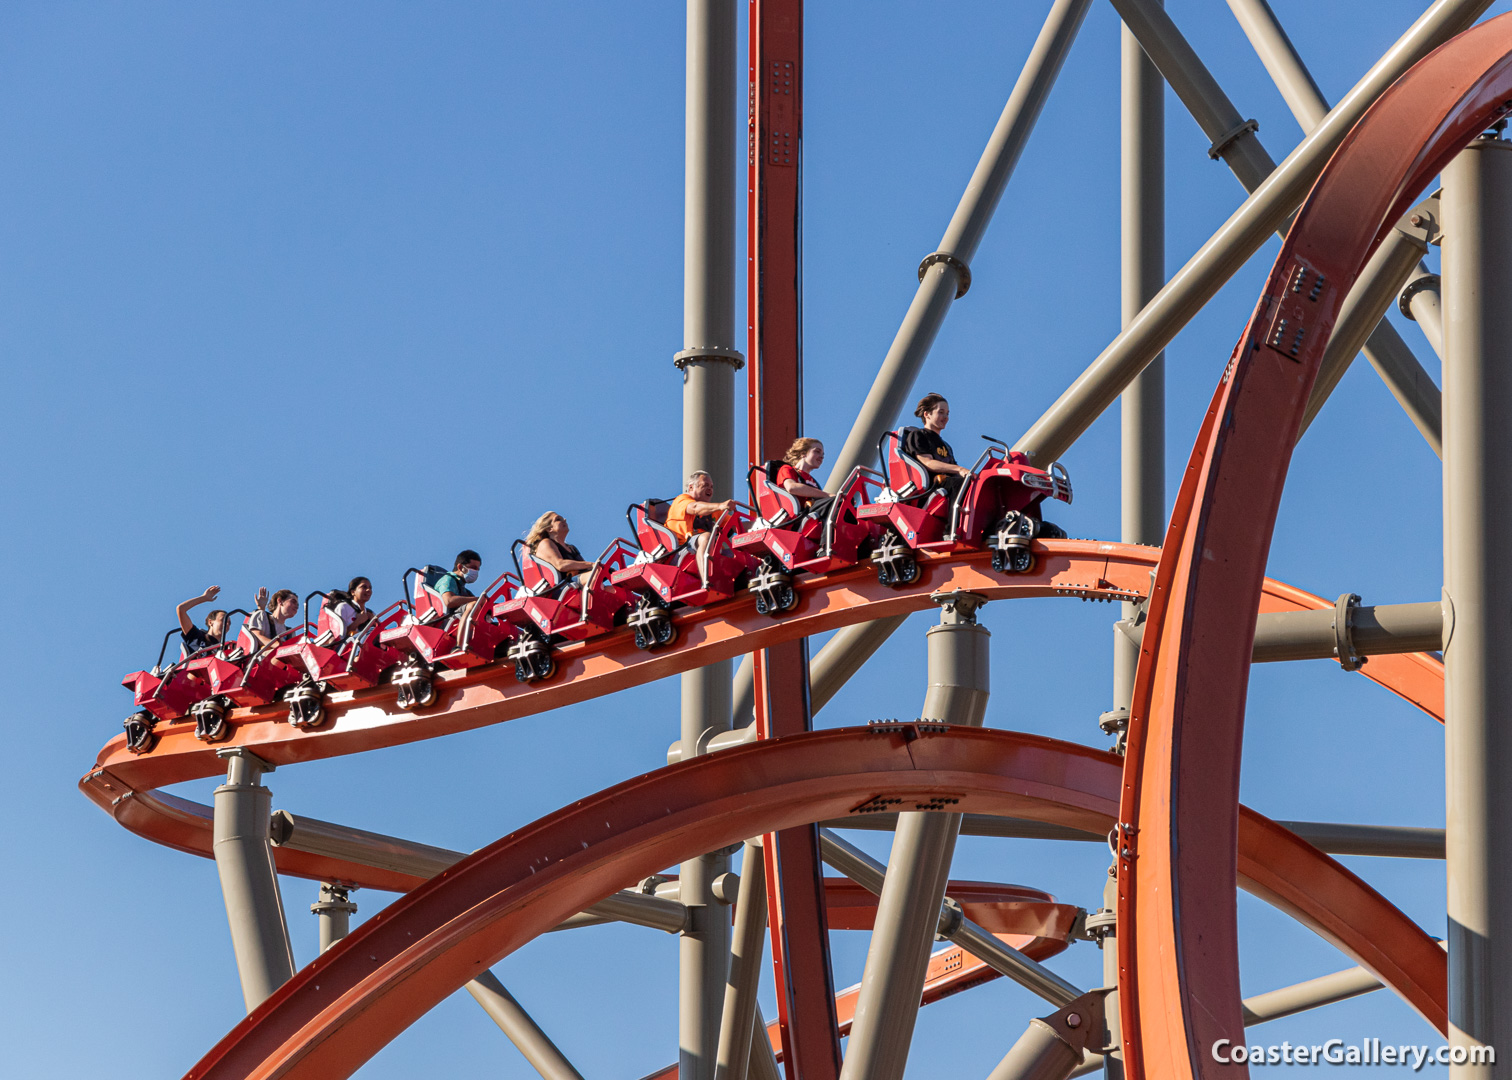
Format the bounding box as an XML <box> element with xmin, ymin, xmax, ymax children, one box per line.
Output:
<box><xmin>83</xmin><ymin>541</ymin><xmax>1443</xmax><ymax>892</ymax></box>
<box><xmin>184</xmin><ymin>728</ymin><xmax>1443</xmax><ymax>1080</ymax></box>
<box><xmin>1117</xmin><ymin>18</ymin><xmax>1512</xmax><ymax>1080</ymax></box>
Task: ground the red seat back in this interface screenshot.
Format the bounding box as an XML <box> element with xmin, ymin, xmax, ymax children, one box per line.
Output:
<box><xmin>882</xmin><ymin>431</ymin><xmax>931</xmax><ymax>499</ymax></box>
<box><xmin>749</xmin><ymin>463</ymin><xmax>803</xmax><ymax>526</ymax></box>
<box><xmin>519</xmin><ymin>547</ymin><xmax>566</xmax><ymax>595</ymax></box>
<box><xmin>631</xmin><ymin>503</ymin><xmax>684</xmax><ymax>559</ymax></box>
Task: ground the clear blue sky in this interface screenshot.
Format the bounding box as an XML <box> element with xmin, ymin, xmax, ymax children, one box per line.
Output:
<box><xmin>1</xmin><ymin>2</ymin><xmax>1500</xmax><ymax>1076</ymax></box>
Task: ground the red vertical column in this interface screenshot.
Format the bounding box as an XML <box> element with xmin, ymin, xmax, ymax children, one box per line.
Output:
<box><xmin>748</xmin><ymin>4</ymin><xmax>839</xmax><ymax>1080</ymax></box>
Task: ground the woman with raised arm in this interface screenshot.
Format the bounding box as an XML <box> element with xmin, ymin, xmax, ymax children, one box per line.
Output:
<box><xmin>175</xmin><ymin>585</ymin><xmax>228</xmax><ymax>656</ymax></box>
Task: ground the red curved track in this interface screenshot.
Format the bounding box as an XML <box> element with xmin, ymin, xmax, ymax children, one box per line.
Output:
<box><xmin>1116</xmin><ymin>15</ymin><xmax>1512</xmax><ymax>1080</ymax></box>
<box><xmin>181</xmin><ymin>727</ymin><xmax>1445</xmax><ymax>1080</ymax></box>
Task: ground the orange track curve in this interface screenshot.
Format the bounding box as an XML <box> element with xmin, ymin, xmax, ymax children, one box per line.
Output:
<box><xmin>180</xmin><ymin>727</ymin><xmax>1445</xmax><ymax>1080</ymax></box>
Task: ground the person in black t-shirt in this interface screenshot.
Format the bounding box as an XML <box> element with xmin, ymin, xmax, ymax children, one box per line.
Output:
<box><xmin>900</xmin><ymin>392</ymin><xmax>974</xmax><ymax>499</ymax></box>
<box><xmin>175</xmin><ymin>585</ymin><xmax>228</xmax><ymax>657</ymax></box>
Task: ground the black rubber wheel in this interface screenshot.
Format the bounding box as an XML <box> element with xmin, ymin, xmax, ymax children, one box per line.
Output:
<box><xmin>415</xmin><ymin>679</ymin><xmax>436</xmax><ymax>708</ymax></box>
<box><xmin>514</xmin><ymin>659</ymin><xmax>531</xmax><ymax>683</ymax></box>
<box><xmin>655</xmin><ymin>619</ymin><xmax>678</xmax><ymax>646</ymax></box>
<box><xmin>633</xmin><ymin>626</ymin><xmax>649</xmax><ymax>650</ymax></box>
<box><xmin>991</xmin><ymin>550</ymin><xmax>1006</xmax><ymax>574</ymax></box>
<box><xmin>876</xmin><ymin>564</ymin><xmax>894</xmax><ymax>587</ymax></box>
<box><xmin>777</xmin><ymin>584</ymin><xmax>797</xmax><ymax>612</ymax></box>
<box><xmin>896</xmin><ymin>557</ymin><xmax>920</xmax><ymax>586</ymax></box>
<box><xmin>1008</xmin><ymin>546</ymin><xmax>1034</xmax><ymax>573</ymax></box>
<box><xmin>539</xmin><ymin>655</ymin><xmax>556</xmax><ymax>682</ymax></box>
<box><xmin>754</xmin><ymin>594</ymin><xmax>770</xmax><ymax>616</ymax></box>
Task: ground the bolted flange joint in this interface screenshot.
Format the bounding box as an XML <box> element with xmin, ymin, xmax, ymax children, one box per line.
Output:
<box><xmin>673</xmin><ymin>347</ymin><xmax>745</xmax><ymax>371</ymax></box>
<box><xmin>930</xmin><ymin>589</ymin><xmax>987</xmax><ymax>625</ymax></box>
<box><xmin>1332</xmin><ymin>592</ymin><xmax>1365</xmax><ymax>672</ymax></box>
<box><xmin>917</xmin><ymin>251</ymin><xmax>972</xmax><ymax>298</ymax></box>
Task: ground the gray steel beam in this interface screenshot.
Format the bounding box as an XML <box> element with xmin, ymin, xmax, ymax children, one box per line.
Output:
<box><xmin>825</xmin><ymin>813</ymin><xmax>1447</xmax><ymax>861</ymax></box>
<box><xmin>310</xmin><ymin>883</ymin><xmax>357</xmax><ymax>954</ymax></box>
<box><xmin>1014</xmin><ymin>0</ymin><xmax>1489</xmax><ymax>465</ymax></box>
<box><xmin>1066</xmin><ymin>959</ymin><xmax>1405</xmax><ymax>1077</ymax></box>
<box><xmin>1442</xmin><ymin>134</ymin><xmax>1512</xmax><ymax>1077</ymax></box>
<box><xmin>468</xmin><ymin>971</ymin><xmax>588</xmax><ymax>1080</ymax></box>
<box><xmin>990</xmin><ymin>994</ymin><xmax>1107</xmax><ymax>1080</ymax></box>
<box><xmin>679</xmin><ymin>5</ymin><xmax>740</xmax><ymax>1079</ymax></box>
<box><xmin>269</xmin><ymin>810</ymin><xmax>688</xmax><ymax>932</ymax></box>
<box><xmin>1106</xmin><ymin>0</ymin><xmax>1275</xmax><ymax>192</ymax></box>
<box><xmin>713</xmin><ymin>844</ymin><xmax>767</xmax><ymax>1080</ymax></box>
<box><xmin>212</xmin><ymin>748</ymin><xmax>295</xmax><ymax>1013</ymax></box>
<box><xmin>749</xmin><ymin>1004</ymin><xmax>782</xmax><ymax>1080</ymax></box>
<box><xmin>1114</xmin><ymin>598</ymin><xmax>1443</xmax><ymax>663</ymax></box>
<box><xmin>838</xmin><ymin>593</ymin><xmax>993</xmax><ymax>1080</ymax></box>
<box><xmin>1115</xmin><ymin>0</ymin><xmax>1165</xmax><ymax>733</ymax></box>
<box><xmin>731</xmin><ymin>0</ymin><xmax>1091</xmax><ymax>726</ymax></box>
<box><xmin>1299</xmin><ymin>228</ymin><xmax>1433</xmax><ymax>441</ymax></box>
<box><xmin>1096</xmin><ymin>873</ymin><xmax>1122</xmax><ymax>1080</ymax></box>
<box><xmin>819</xmin><ymin>829</ymin><xmax>1083</xmax><ymax>1008</ymax></box>
<box><xmin>827</xmin><ymin>0</ymin><xmax>1092</xmax><ymax>490</ymax></box>
<box><xmin>1402</xmin><ymin>272</ymin><xmax>1447</xmax><ymax>360</ymax></box>
<box><xmin>1114</xmin><ymin>0</ymin><xmax>1443</xmax><ymax>454</ymax></box>
<box><xmin>1225</xmin><ymin>0</ymin><xmax>1444</xmax><ymax>452</ymax></box>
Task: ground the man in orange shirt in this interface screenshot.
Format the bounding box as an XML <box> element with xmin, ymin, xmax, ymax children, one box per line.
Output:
<box><xmin>666</xmin><ymin>470</ymin><xmax>737</xmax><ymax>551</ymax></box>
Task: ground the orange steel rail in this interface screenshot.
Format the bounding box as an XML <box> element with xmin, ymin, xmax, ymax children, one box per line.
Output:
<box><xmin>1117</xmin><ymin>15</ymin><xmax>1512</xmax><ymax>1080</ymax></box>
<box><xmin>82</xmin><ymin>540</ymin><xmax>1440</xmax><ymax>886</ymax></box>
<box><xmin>179</xmin><ymin>727</ymin><xmax>1445</xmax><ymax>1080</ymax></box>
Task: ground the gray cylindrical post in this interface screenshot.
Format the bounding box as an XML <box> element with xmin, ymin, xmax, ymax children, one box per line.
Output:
<box><xmin>310</xmin><ymin>883</ymin><xmax>357</xmax><ymax>954</ymax></box>
<box><xmin>1442</xmin><ymin>133</ymin><xmax>1512</xmax><ymax>1078</ymax></box>
<box><xmin>212</xmin><ymin>748</ymin><xmax>294</xmax><ymax>1012</ymax></box>
<box><xmin>713</xmin><ymin>843</ymin><xmax>767</xmax><ymax>1080</ymax></box>
<box><xmin>988</xmin><ymin>1022</ymin><xmax>1084</xmax><ymax>1080</ymax></box>
<box><xmin>1097</xmin><ymin>873</ymin><xmax>1122</xmax><ymax>1080</ymax></box>
<box><xmin>826</xmin><ymin>0</ymin><xmax>1091</xmax><ymax>489</ymax></box>
<box><xmin>837</xmin><ymin>593</ymin><xmax>989</xmax><ymax>1080</ymax></box>
<box><xmin>1114</xmin><ymin>3</ymin><xmax>1165</xmax><ymax>718</ymax></box>
<box><xmin>679</xmin><ymin>4</ymin><xmax>738</xmax><ymax>1080</ymax></box>
<box><xmin>467</xmin><ymin>971</ymin><xmax>587</xmax><ymax>1080</ymax></box>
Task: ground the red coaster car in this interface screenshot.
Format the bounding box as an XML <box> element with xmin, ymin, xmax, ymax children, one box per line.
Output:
<box><xmin>732</xmin><ymin>463</ymin><xmax>884</xmax><ymax>616</ymax></box>
<box><xmin>275</xmin><ymin>593</ymin><xmax>411</xmax><ymax>728</ymax></box>
<box><xmin>193</xmin><ymin>619</ymin><xmax>309</xmax><ymax>736</ymax></box>
<box><xmin>856</xmin><ymin>432</ymin><xmax>1072</xmax><ymax>586</ymax></box>
<box><xmin>494</xmin><ymin>539</ymin><xmax>636</xmax><ymax>682</ymax></box>
<box><xmin>377</xmin><ymin>567</ymin><xmax>519</xmax><ymax>710</ymax></box>
<box><xmin>609</xmin><ymin>502</ymin><xmax>757</xmax><ymax>648</ymax></box>
<box><xmin>120</xmin><ymin>617</ymin><xmax>253</xmax><ymax>753</ymax></box>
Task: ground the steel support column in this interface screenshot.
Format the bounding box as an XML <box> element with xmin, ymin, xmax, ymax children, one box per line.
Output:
<box><xmin>1442</xmin><ymin>132</ymin><xmax>1512</xmax><ymax>1078</ymax></box>
<box><xmin>1015</xmin><ymin>0</ymin><xmax>1490</xmax><ymax>464</ymax></box>
<box><xmin>467</xmin><ymin>972</ymin><xmax>588</xmax><ymax>1080</ymax></box>
<box><xmin>212</xmin><ymin>747</ymin><xmax>294</xmax><ymax>1013</ymax></box>
<box><xmin>838</xmin><ymin>592</ymin><xmax>990</xmax><ymax>1080</ymax></box>
<box><xmin>679</xmin><ymin>4</ymin><xmax>741</xmax><ymax>1079</ymax></box>
<box><xmin>1114</xmin><ymin>0</ymin><xmax>1165</xmax><ymax>727</ymax></box>
<box><xmin>310</xmin><ymin>883</ymin><xmax>357</xmax><ymax>954</ymax></box>
<box><xmin>714</xmin><ymin>842</ymin><xmax>767</xmax><ymax>1080</ymax></box>
<box><xmin>1402</xmin><ymin>273</ymin><xmax>1446</xmax><ymax>360</ymax></box>
<box><xmin>826</xmin><ymin>0</ymin><xmax>1090</xmax><ymax>485</ymax></box>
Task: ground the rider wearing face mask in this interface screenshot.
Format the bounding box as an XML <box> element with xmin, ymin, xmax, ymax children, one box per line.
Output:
<box><xmin>435</xmin><ymin>550</ymin><xmax>483</xmax><ymax>613</ymax></box>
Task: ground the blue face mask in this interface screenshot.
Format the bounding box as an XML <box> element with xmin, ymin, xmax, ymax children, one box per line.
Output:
<box><xmin>463</xmin><ymin>567</ymin><xmax>479</xmax><ymax>584</ymax></box>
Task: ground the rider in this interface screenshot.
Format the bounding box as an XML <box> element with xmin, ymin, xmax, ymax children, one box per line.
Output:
<box><xmin>901</xmin><ymin>392</ymin><xmax>973</xmax><ymax>500</ymax></box>
<box><xmin>526</xmin><ymin>513</ymin><xmax>594</xmax><ymax>585</ymax></box>
<box><xmin>775</xmin><ymin>437</ymin><xmax>833</xmax><ymax>520</ymax></box>
<box><xmin>435</xmin><ymin>551</ymin><xmax>482</xmax><ymax>614</ymax></box>
<box><xmin>324</xmin><ymin>576</ymin><xmax>376</xmax><ymax>636</ymax></box>
<box><xmin>176</xmin><ymin>585</ymin><xmax>228</xmax><ymax>656</ymax></box>
<box><xmin>666</xmin><ymin>471</ymin><xmax>737</xmax><ymax>551</ymax></box>
<box><xmin>246</xmin><ymin>588</ymin><xmax>299</xmax><ymax>650</ymax></box>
